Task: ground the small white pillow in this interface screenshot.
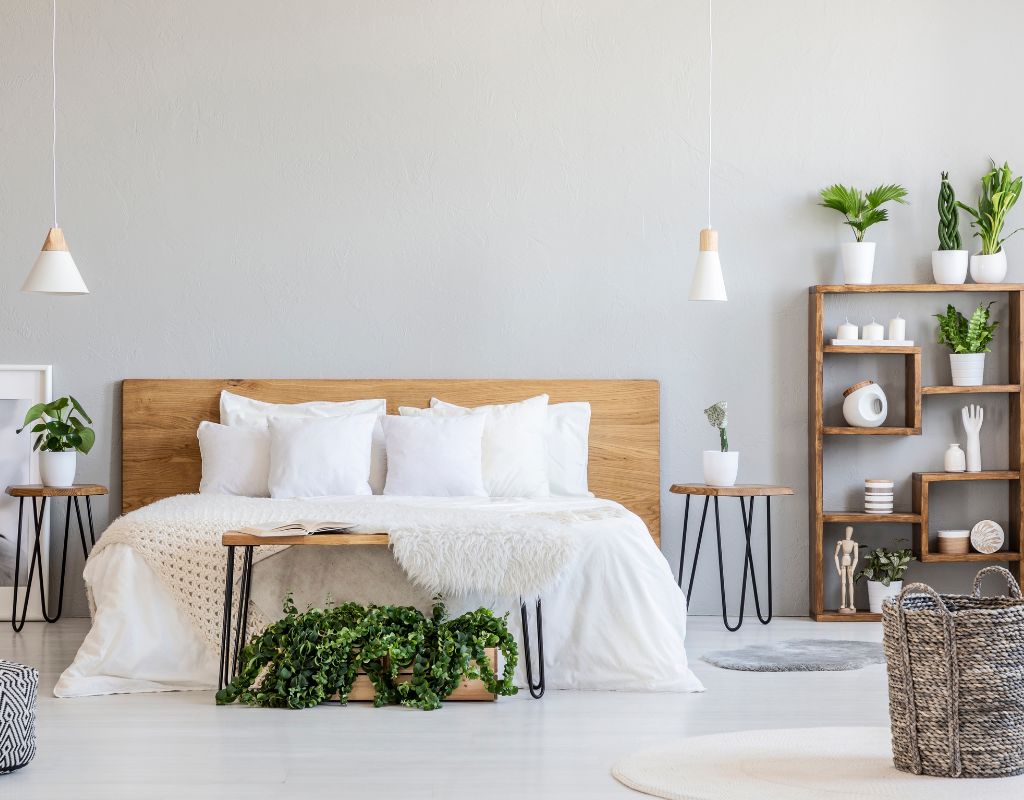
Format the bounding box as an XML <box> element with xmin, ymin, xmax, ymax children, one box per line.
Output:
<box><xmin>219</xmin><ymin>390</ymin><xmax>388</xmax><ymax>494</ymax></box>
<box><xmin>267</xmin><ymin>414</ymin><xmax>377</xmax><ymax>498</ymax></box>
<box><xmin>545</xmin><ymin>402</ymin><xmax>593</xmax><ymax>497</ymax></box>
<box><xmin>382</xmin><ymin>414</ymin><xmax>487</xmax><ymax>497</ymax></box>
<box><xmin>197</xmin><ymin>421</ymin><xmax>270</xmax><ymax>497</ymax></box>
<box><xmin>412</xmin><ymin>394</ymin><xmax>550</xmax><ymax>498</ymax></box>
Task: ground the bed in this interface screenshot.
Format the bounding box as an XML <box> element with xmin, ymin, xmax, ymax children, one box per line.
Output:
<box><xmin>55</xmin><ymin>379</ymin><xmax>703</xmax><ymax>697</ymax></box>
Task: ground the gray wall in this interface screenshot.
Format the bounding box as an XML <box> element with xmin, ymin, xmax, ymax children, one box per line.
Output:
<box><xmin>1</xmin><ymin>0</ymin><xmax>1021</xmax><ymax>618</ymax></box>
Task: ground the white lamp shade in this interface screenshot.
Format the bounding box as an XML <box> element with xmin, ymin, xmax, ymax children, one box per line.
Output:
<box><xmin>22</xmin><ymin>228</ymin><xmax>88</xmax><ymax>295</ymax></box>
<box><xmin>689</xmin><ymin>250</ymin><xmax>727</xmax><ymax>301</ymax></box>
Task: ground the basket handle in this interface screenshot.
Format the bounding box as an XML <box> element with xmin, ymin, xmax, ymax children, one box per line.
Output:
<box><xmin>895</xmin><ymin>582</ymin><xmax>947</xmax><ymax>611</ymax></box>
<box><xmin>971</xmin><ymin>566</ymin><xmax>1023</xmax><ymax>598</ymax></box>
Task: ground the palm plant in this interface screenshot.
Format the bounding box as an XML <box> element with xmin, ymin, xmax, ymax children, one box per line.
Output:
<box><xmin>819</xmin><ymin>184</ymin><xmax>909</xmax><ymax>242</ymax></box>
<box><xmin>957</xmin><ymin>161</ymin><xmax>1023</xmax><ymax>255</ymax></box>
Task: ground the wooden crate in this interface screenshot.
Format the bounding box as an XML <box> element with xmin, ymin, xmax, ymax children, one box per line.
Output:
<box><xmin>332</xmin><ymin>647</ymin><xmax>498</xmax><ymax>702</ymax></box>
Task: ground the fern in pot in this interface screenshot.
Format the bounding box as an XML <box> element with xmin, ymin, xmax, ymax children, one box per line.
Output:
<box><xmin>702</xmin><ymin>402</ymin><xmax>737</xmax><ymax>487</ymax></box>
<box><xmin>819</xmin><ymin>183</ymin><xmax>908</xmax><ymax>284</ymax></box>
<box><xmin>934</xmin><ymin>302</ymin><xmax>999</xmax><ymax>386</ymax></box>
<box><xmin>16</xmin><ymin>396</ymin><xmax>95</xmax><ymax>487</ymax></box>
<box><xmin>932</xmin><ymin>171</ymin><xmax>968</xmax><ymax>284</ymax></box>
<box><xmin>957</xmin><ymin>160</ymin><xmax>1022</xmax><ymax>283</ymax></box>
<box><xmin>856</xmin><ymin>545</ymin><xmax>913</xmax><ymax>613</ymax></box>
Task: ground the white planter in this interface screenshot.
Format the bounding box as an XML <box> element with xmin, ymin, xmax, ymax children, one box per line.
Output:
<box><xmin>970</xmin><ymin>250</ymin><xmax>1007</xmax><ymax>283</ymax></box>
<box><xmin>949</xmin><ymin>353</ymin><xmax>985</xmax><ymax>387</ymax></box>
<box><xmin>703</xmin><ymin>450</ymin><xmax>739</xmax><ymax>488</ymax></box>
<box><xmin>842</xmin><ymin>381</ymin><xmax>887</xmax><ymax>428</ymax></box>
<box><xmin>841</xmin><ymin>241</ymin><xmax>876</xmax><ymax>284</ymax></box>
<box><xmin>931</xmin><ymin>250</ymin><xmax>969</xmax><ymax>284</ymax></box>
<box><xmin>867</xmin><ymin>579</ymin><xmax>903</xmax><ymax>614</ymax></box>
<box><xmin>39</xmin><ymin>450</ymin><xmax>77</xmax><ymax>488</ymax></box>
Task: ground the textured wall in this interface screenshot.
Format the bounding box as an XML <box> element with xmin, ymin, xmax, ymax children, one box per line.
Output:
<box><xmin>1</xmin><ymin>0</ymin><xmax>1022</xmax><ymax>618</ymax></box>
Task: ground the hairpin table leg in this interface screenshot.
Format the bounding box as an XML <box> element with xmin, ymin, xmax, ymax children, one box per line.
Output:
<box><xmin>41</xmin><ymin>498</ymin><xmax>73</xmax><ymax>623</ymax></box>
<box><xmin>232</xmin><ymin>547</ymin><xmax>254</xmax><ymax>676</ymax></box>
<box><xmin>219</xmin><ymin>545</ymin><xmax>235</xmax><ymax>691</ymax></box>
<box><xmin>739</xmin><ymin>496</ymin><xmax>773</xmax><ymax>624</ymax></box>
<box><xmin>519</xmin><ymin>596</ymin><xmax>545</xmax><ymax>699</ymax></box>
<box><xmin>679</xmin><ymin>496</ymin><xmax>711</xmax><ymax>604</ymax></box>
<box><xmin>714</xmin><ymin>496</ymin><xmax>752</xmax><ymax>631</ymax></box>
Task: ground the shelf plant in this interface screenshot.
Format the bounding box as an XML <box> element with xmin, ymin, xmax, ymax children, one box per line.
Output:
<box><xmin>856</xmin><ymin>545</ymin><xmax>914</xmax><ymax>613</ymax></box>
<box><xmin>934</xmin><ymin>302</ymin><xmax>999</xmax><ymax>386</ymax></box>
<box><xmin>932</xmin><ymin>171</ymin><xmax>968</xmax><ymax>284</ymax></box>
<box><xmin>16</xmin><ymin>395</ymin><xmax>94</xmax><ymax>488</ymax></box>
<box><xmin>702</xmin><ymin>401</ymin><xmax>737</xmax><ymax>487</ymax></box>
<box><xmin>957</xmin><ymin>160</ymin><xmax>1022</xmax><ymax>282</ymax></box>
<box><xmin>818</xmin><ymin>183</ymin><xmax>909</xmax><ymax>284</ymax></box>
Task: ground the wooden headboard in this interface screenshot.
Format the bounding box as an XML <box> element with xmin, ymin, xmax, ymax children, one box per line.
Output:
<box><xmin>121</xmin><ymin>379</ymin><xmax>661</xmax><ymax>543</ymax></box>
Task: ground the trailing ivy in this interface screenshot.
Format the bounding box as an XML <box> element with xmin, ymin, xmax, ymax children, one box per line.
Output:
<box><xmin>216</xmin><ymin>598</ymin><xmax>518</xmax><ymax>711</ymax></box>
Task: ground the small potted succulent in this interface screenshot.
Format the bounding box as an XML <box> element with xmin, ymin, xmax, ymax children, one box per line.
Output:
<box><xmin>16</xmin><ymin>396</ymin><xmax>95</xmax><ymax>487</ymax></box>
<box><xmin>819</xmin><ymin>183</ymin><xmax>909</xmax><ymax>284</ymax></box>
<box><xmin>702</xmin><ymin>401</ymin><xmax>737</xmax><ymax>487</ymax></box>
<box><xmin>957</xmin><ymin>161</ymin><xmax>1022</xmax><ymax>283</ymax></box>
<box><xmin>934</xmin><ymin>302</ymin><xmax>999</xmax><ymax>386</ymax></box>
<box><xmin>856</xmin><ymin>544</ymin><xmax>914</xmax><ymax>613</ymax></box>
<box><xmin>932</xmin><ymin>172</ymin><xmax>968</xmax><ymax>284</ymax></box>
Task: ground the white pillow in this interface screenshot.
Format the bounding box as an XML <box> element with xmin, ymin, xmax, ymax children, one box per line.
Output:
<box><xmin>381</xmin><ymin>414</ymin><xmax>487</xmax><ymax>497</ymax></box>
<box><xmin>267</xmin><ymin>414</ymin><xmax>377</xmax><ymax>498</ymax></box>
<box><xmin>197</xmin><ymin>421</ymin><xmax>270</xmax><ymax>497</ymax></box>
<box><xmin>219</xmin><ymin>390</ymin><xmax>388</xmax><ymax>494</ymax></box>
<box><xmin>410</xmin><ymin>394</ymin><xmax>550</xmax><ymax>498</ymax></box>
<box><xmin>545</xmin><ymin>402</ymin><xmax>593</xmax><ymax>497</ymax></box>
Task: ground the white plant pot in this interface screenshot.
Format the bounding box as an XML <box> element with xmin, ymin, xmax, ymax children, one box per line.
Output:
<box><xmin>931</xmin><ymin>250</ymin><xmax>969</xmax><ymax>284</ymax></box>
<box><xmin>39</xmin><ymin>450</ymin><xmax>77</xmax><ymax>488</ymax></box>
<box><xmin>867</xmin><ymin>579</ymin><xmax>903</xmax><ymax>614</ymax></box>
<box><xmin>949</xmin><ymin>353</ymin><xmax>985</xmax><ymax>387</ymax></box>
<box><xmin>841</xmin><ymin>241</ymin><xmax>876</xmax><ymax>284</ymax></box>
<box><xmin>970</xmin><ymin>250</ymin><xmax>1007</xmax><ymax>283</ymax></box>
<box><xmin>703</xmin><ymin>450</ymin><xmax>739</xmax><ymax>488</ymax></box>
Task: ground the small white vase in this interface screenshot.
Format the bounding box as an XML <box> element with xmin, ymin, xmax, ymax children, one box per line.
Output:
<box><xmin>944</xmin><ymin>443</ymin><xmax>966</xmax><ymax>472</ymax></box>
<box><xmin>949</xmin><ymin>353</ymin><xmax>985</xmax><ymax>387</ymax></box>
<box><xmin>867</xmin><ymin>579</ymin><xmax>903</xmax><ymax>614</ymax></box>
<box><xmin>39</xmin><ymin>450</ymin><xmax>77</xmax><ymax>488</ymax></box>
<box><xmin>841</xmin><ymin>241</ymin><xmax>876</xmax><ymax>284</ymax></box>
<box><xmin>970</xmin><ymin>250</ymin><xmax>1007</xmax><ymax>283</ymax></box>
<box><xmin>703</xmin><ymin>450</ymin><xmax>739</xmax><ymax>487</ymax></box>
<box><xmin>931</xmin><ymin>250</ymin><xmax>969</xmax><ymax>284</ymax></box>
<box><xmin>842</xmin><ymin>381</ymin><xmax>887</xmax><ymax>427</ymax></box>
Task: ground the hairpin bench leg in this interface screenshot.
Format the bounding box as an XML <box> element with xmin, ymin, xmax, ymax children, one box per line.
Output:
<box><xmin>232</xmin><ymin>547</ymin><xmax>254</xmax><ymax>676</ymax></box>
<box><xmin>219</xmin><ymin>545</ymin><xmax>235</xmax><ymax>691</ymax></box>
<box><xmin>519</xmin><ymin>596</ymin><xmax>545</xmax><ymax>699</ymax></box>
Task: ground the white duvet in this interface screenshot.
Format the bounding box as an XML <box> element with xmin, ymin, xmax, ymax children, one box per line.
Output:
<box><xmin>56</xmin><ymin>495</ymin><xmax>704</xmax><ymax>697</ymax></box>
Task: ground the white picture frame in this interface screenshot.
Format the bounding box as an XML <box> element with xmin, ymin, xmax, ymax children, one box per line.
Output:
<box><xmin>0</xmin><ymin>365</ymin><xmax>52</xmax><ymax>622</ymax></box>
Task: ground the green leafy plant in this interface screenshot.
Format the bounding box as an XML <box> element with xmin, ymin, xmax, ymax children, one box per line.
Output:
<box><xmin>818</xmin><ymin>183</ymin><xmax>909</xmax><ymax>242</ymax></box>
<box><xmin>704</xmin><ymin>401</ymin><xmax>729</xmax><ymax>452</ymax></box>
<box><xmin>216</xmin><ymin>597</ymin><xmax>518</xmax><ymax>711</ymax></box>
<box><xmin>855</xmin><ymin>545</ymin><xmax>914</xmax><ymax>586</ymax></box>
<box><xmin>957</xmin><ymin>160</ymin><xmax>1023</xmax><ymax>255</ymax></box>
<box><xmin>934</xmin><ymin>302</ymin><xmax>999</xmax><ymax>354</ymax></box>
<box><xmin>937</xmin><ymin>171</ymin><xmax>961</xmax><ymax>250</ymax></box>
<box><xmin>15</xmin><ymin>396</ymin><xmax>95</xmax><ymax>454</ymax></box>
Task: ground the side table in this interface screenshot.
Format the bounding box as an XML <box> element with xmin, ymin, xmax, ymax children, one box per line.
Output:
<box><xmin>670</xmin><ymin>484</ymin><xmax>794</xmax><ymax>631</ymax></box>
<box><xmin>6</xmin><ymin>484</ymin><xmax>107</xmax><ymax>632</ymax></box>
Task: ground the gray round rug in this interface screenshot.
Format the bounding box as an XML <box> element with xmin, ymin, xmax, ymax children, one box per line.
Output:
<box><xmin>701</xmin><ymin>638</ymin><xmax>884</xmax><ymax>671</ymax></box>
<box><xmin>612</xmin><ymin>727</ymin><xmax>1024</xmax><ymax>799</ymax></box>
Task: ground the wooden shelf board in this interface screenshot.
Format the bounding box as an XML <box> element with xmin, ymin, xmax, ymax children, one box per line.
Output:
<box><xmin>823</xmin><ymin>426</ymin><xmax>920</xmax><ymax>436</ymax></box>
<box><xmin>918</xmin><ymin>551</ymin><xmax>1023</xmax><ymax>563</ymax></box>
<box><xmin>813</xmin><ymin>284</ymin><xmax>1024</xmax><ymax>294</ymax></box>
<box><xmin>823</xmin><ymin>511</ymin><xmax>921</xmax><ymax>523</ymax></box>
<box><xmin>811</xmin><ymin>611</ymin><xmax>882</xmax><ymax>622</ymax></box>
<box><xmin>922</xmin><ymin>384</ymin><xmax>1021</xmax><ymax>395</ymax></box>
<box><xmin>913</xmin><ymin>470</ymin><xmax>1020</xmax><ymax>482</ymax></box>
<box><xmin>823</xmin><ymin>344</ymin><xmax>920</xmax><ymax>354</ymax></box>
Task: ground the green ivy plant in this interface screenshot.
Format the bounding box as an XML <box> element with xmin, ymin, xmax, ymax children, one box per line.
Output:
<box><xmin>934</xmin><ymin>302</ymin><xmax>999</xmax><ymax>354</ymax></box>
<box><xmin>855</xmin><ymin>546</ymin><xmax>914</xmax><ymax>586</ymax></box>
<box><xmin>703</xmin><ymin>401</ymin><xmax>728</xmax><ymax>452</ymax></box>
<box><xmin>957</xmin><ymin>161</ymin><xmax>1023</xmax><ymax>255</ymax></box>
<box><xmin>818</xmin><ymin>183</ymin><xmax>909</xmax><ymax>242</ymax></box>
<box><xmin>216</xmin><ymin>598</ymin><xmax>518</xmax><ymax>711</ymax></box>
<box><xmin>15</xmin><ymin>396</ymin><xmax>95</xmax><ymax>454</ymax></box>
<box><xmin>937</xmin><ymin>171</ymin><xmax>962</xmax><ymax>251</ymax></box>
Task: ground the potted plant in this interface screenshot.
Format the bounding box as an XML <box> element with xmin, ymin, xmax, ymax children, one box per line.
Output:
<box><xmin>957</xmin><ymin>160</ymin><xmax>1023</xmax><ymax>283</ymax></box>
<box><xmin>16</xmin><ymin>396</ymin><xmax>95</xmax><ymax>487</ymax></box>
<box><xmin>856</xmin><ymin>545</ymin><xmax>914</xmax><ymax>613</ymax></box>
<box><xmin>932</xmin><ymin>171</ymin><xmax>968</xmax><ymax>284</ymax></box>
<box><xmin>819</xmin><ymin>183</ymin><xmax>909</xmax><ymax>284</ymax></box>
<box><xmin>934</xmin><ymin>302</ymin><xmax>999</xmax><ymax>386</ymax></box>
<box><xmin>702</xmin><ymin>401</ymin><xmax>737</xmax><ymax>487</ymax></box>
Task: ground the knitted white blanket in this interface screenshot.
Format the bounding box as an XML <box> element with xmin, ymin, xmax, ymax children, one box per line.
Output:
<box><xmin>92</xmin><ymin>494</ymin><xmax>626</xmax><ymax>651</ymax></box>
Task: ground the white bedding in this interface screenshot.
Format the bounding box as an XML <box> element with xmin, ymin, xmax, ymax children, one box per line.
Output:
<box><xmin>56</xmin><ymin>495</ymin><xmax>704</xmax><ymax>697</ymax></box>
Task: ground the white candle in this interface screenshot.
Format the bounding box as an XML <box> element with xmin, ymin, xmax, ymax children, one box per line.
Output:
<box><xmin>888</xmin><ymin>313</ymin><xmax>906</xmax><ymax>342</ymax></box>
<box><xmin>863</xmin><ymin>318</ymin><xmax>884</xmax><ymax>341</ymax></box>
<box><xmin>837</xmin><ymin>318</ymin><xmax>858</xmax><ymax>340</ymax></box>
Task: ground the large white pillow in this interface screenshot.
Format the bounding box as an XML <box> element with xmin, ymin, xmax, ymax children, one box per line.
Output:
<box><xmin>544</xmin><ymin>402</ymin><xmax>593</xmax><ymax>497</ymax></box>
<box><xmin>219</xmin><ymin>390</ymin><xmax>388</xmax><ymax>494</ymax></box>
<box><xmin>267</xmin><ymin>414</ymin><xmax>377</xmax><ymax>498</ymax></box>
<box><xmin>381</xmin><ymin>414</ymin><xmax>487</xmax><ymax>497</ymax></box>
<box><xmin>409</xmin><ymin>394</ymin><xmax>550</xmax><ymax>498</ymax></box>
<box><xmin>197</xmin><ymin>421</ymin><xmax>270</xmax><ymax>497</ymax></box>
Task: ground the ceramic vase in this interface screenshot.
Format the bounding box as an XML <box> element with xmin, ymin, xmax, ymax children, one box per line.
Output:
<box><xmin>703</xmin><ymin>450</ymin><xmax>739</xmax><ymax>488</ymax></box>
<box><xmin>867</xmin><ymin>580</ymin><xmax>902</xmax><ymax>614</ymax></box>
<box><xmin>39</xmin><ymin>450</ymin><xmax>76</xmax><ymax>488</ymax></box>
<box><xmin>970</xmin><ymin>250</ymin><xmax>1007</xmax><ymax>283</ymax></box>
<box><xmin>944</xmin><ymin>443</ymin><xmax>966</xmax><ymax>472</ymax></box>
<box><xmin>931</xmin><ymin>250</ymin><xmax>969</xmax><ymax>284</ymax></box>
<box><xmin>842</xmin><ymin>381</ymin><xmax>887</xmax><ymax>427</ymax></box>
<box><xmin>949</xmin><ymin>353</ymin><xmax>985</xmax><ymax>387</ymax></box>
<box><xmin>841</xmin><ymin>242</ymin><xmax>876</xmax><ymax>285</ymax></box>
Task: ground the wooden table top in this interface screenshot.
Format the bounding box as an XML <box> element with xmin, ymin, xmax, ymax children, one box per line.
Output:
<box><xmin>6</xmin><ymin>484</ymin><xmax>109</xmax><ymax>497</ymax></box>
<box><xmin>670</xmin><ymin>484</ymin><xmax>795</xmax><ymax>497</ymax></box>
<box><xmin>222</xmin><ymin>531</ymin><xmax>390</xmax><ymax>547</ymax></box>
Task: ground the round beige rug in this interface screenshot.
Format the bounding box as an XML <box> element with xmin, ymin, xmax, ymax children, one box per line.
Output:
<box><xmin>612</xmin><ymin>727</ymin><xmax>1024</xmax><ymax>799</ymax></box>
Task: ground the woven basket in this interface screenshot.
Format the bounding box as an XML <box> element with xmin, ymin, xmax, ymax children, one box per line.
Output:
<box><xmin>882</xmin><ymin>566</ymin><xmax>1024</xmax><ymax>778</ymax></box>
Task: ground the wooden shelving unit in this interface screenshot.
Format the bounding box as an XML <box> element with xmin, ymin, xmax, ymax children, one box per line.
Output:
<box><xmin>808</xmin><ymin>283</ymin><xmax>1024</xmax><ymax>621</ymax></box>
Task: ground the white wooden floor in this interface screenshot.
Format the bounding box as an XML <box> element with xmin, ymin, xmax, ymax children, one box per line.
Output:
<box><xmin>2</xmin><ymin>616</ymin><xmax>887</xmax><ymax>800</ymax></box>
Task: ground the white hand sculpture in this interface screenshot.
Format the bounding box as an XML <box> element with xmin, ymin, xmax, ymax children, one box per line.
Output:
<box><xmin>962</xmin><ymin>404</ymin><xmax>984</xmax><ymax>472</ymax></box>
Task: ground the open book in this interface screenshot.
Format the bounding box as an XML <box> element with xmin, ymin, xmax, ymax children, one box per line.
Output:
<box><xmin>234</xmin><ymin>520</ymin><xmax>356</xmax><ymax>537</ymax></box>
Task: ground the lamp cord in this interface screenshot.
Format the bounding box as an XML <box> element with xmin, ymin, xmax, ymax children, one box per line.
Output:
<box><xmin>707</xmin><ymin>0</ymin><xmax>713</xmax><ymax>231</ymax></box>
<box><xmin>51</xmin><ymin>0</ymin><xmax>58</xmax><ymax>229</ymax></box>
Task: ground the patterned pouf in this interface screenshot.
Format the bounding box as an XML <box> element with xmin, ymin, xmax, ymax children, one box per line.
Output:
<box><xmin>0</xmin><ymin>660</ymin><xmax>38</xmax><ymax>774</ymax></box>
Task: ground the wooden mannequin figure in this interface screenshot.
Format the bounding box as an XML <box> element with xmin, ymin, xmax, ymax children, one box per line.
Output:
<box><xmin>834</xmin><ymin>525</ymin><xmax>859</xmax><ymax>614</ymax></box>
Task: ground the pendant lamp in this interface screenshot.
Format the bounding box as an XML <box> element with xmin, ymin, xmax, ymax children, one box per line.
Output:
<box><xmin>22</xmin><ymin>0</ymin><xmax>88</xmax><ymax>295</ymax></box>
<box><xmin>688</xmin><ymin>0</ymin><xmax>726</xmax><ymax>302</ymax></box>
